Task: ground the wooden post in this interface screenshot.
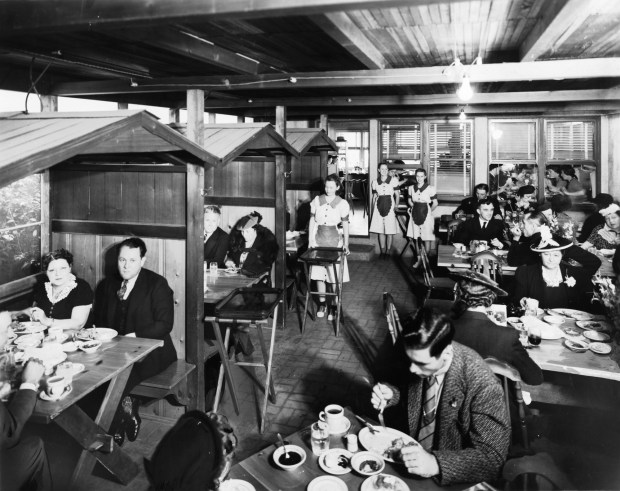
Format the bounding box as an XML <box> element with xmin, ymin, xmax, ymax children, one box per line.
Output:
<box><xmin>319</xmin><ymin>114</ymin><xmax>328</xmax><ymax>131</ymax></box>
<box><xmin>117</xmin><ymin>102</ymin><xmax>128</xmax><ymax>110</ymax></box>
<box><xmin>274</xmin><ymin>106</ymin><xmax>287</xmax><ymax>291</ymax></box>
<box><xmin>40</xmin><ymin>95</ymin><xmax>56</xmax><ymax>263</ymax></box>
<box><xmin>185</xmin><ymin>89</ymin><xmax>205</xmax><ymax>411</ymax></box>
<box><xmin>237</xmin><ymin>115</ymin><xmax>244</xmax><ymax>123</ymax></box>
<box><xmin>207</xmin><ymin>113</ymin><xmax>216</xmax><ymax>124</ymax></box>
<box><xmin>169</xmin><ymin>108</ymin><xmax>181</xmax><ymax>123</ymax></box>
<box><xmin>40</xmin><ymin>95</ymin><xmax>58</xmax><ymax>112</ymax></box>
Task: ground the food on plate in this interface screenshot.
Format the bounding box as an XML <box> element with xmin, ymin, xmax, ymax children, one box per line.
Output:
<box><xmin>372</xmin><ymin>474</ymin><xmax>403</xmax><ymax>490</ymax></box>
<box><xmin>562</xmin><ymin>327</ymin><xmax>580</xmax><ymax>337</ymax></box>
<box><xmin>383</xmin><ymin>437</ymin><xmax>416</xmax><ymax>461</ymax></box>
<box><xmin>359</xmin><ymin>459</ymin><xmax>382</xmax><ymax>473</ymax></box>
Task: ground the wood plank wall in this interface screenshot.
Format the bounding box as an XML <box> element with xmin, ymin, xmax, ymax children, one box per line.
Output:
<box><xmin>205</xmin><ymin>159</ymin><xmax>276</xmax><ymax>207</ymax></box>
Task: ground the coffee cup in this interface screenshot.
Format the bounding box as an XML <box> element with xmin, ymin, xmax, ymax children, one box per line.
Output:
<box><xmin>45</xmin><ymin>375</ymin><xmax>69</xmax><ymax>399</ymax></box>
<box><xmin>520</xmin><ymin>297</ymin><xmax>539</xmax><ymax>316</ymax></box>
<box><xmin>318</xmin><ymin>404</ymin><xmax>346</xmax><ymax>433</ymax></box>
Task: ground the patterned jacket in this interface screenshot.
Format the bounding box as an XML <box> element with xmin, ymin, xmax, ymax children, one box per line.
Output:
<box><xmin>384</xmin><ymin>343</ymin><xmax>510</xmax><ymax>485</ymax></box>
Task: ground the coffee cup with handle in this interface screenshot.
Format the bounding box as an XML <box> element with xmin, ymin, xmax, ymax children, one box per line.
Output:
<box><xmin>45</xmin><ymin>375</ymin><xmax>70</xmax><ymax>399</ymax></box>
<box><xmin>318</xmin><ymin>404</ymin><xmax>346</xmax><ymax>433</ymax></box>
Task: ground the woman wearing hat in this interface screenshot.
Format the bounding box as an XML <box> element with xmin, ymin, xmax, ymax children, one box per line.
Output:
<box><xmin>581</xmin><ymin>203</ymin><xmax>620</xmax><ymax>253</ymax></box>
<box><xmin>226</xmin><ymin>211</ymin><xmax>279</xmax><ymax>277</ymax></box>
<box><xmin>513</xmin><ymin>226</ymin><xmax>592</xmax><ymax>311</ymax></box>
<box><xmin>450</xmin><ymin>270</ymin><xmax>543</xmax><ymax>386</ymax></box>
<box><xmin>504</xmin><ymin>184</ymin><xmax>537</xmax><ymax>215</ymax></box>
<box><xmin>308</xmin><ymin>174</ymin><xmax>351</xmax><ymax>320</ymax></box>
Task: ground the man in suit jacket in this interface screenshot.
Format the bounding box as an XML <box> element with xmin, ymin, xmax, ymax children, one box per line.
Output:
<box><xmin>204</xmin><ymin>205</ymin><xmax>229</xmax><ymax>268</ymax></box>
<box><xmin>508</xmin><ymin>211</ymin><xmax>601</xmax><ymax>276</ymax></box>
<box><xmin>452</xmin><ymin>199</ymin><xmax>509</xmax><ymax>249</ymax></box>
<box><xmin>449</xmin><ymin>270</ymin><xmax>543</xmax><ymax>386</ymax></box>
<box><xmin>372</xmin><ymin>307</ymin><xmax>510</xmax><ymax>485</ymax></box>
<box><xmin>0</xmin><ymin>312</ymin><xmax>51</xmax><ymax>491</ymax></box>
<box><xmin>94</xmin><ymin>237</ymin><xmax>176</xmax><ymax>444</ymax></box>
<box><xmin>452</xmin><ymin>183</ymin><xmax>501</xmax><ymax>219</ymax></box>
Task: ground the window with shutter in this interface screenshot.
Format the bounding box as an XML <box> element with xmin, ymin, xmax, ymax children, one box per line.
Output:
<box><xmin>380</xmin><ymin>123</ymin><xmax>421</xmax><ymax>164</ymax></box>
<box><xmin>429</xmin><ymin>121</ymin><xmax>472</xmax><ymax>196</ymax></box>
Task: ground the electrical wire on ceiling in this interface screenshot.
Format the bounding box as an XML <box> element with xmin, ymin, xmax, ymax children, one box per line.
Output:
<box><xmin>24</xmin><ymin>56</ymin><xmax>53</xmax><ymax>114</ymax></box>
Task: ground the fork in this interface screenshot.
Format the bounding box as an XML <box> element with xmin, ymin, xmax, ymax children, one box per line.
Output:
<box><xmin>378</xmin><ymin>403</ymin><xmax>386</xmax><ymax>429</ymax></box>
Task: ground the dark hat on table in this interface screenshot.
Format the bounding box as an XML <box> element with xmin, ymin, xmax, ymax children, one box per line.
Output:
<box><xmin>235</xmin><ymin>211</ymin><xmax>263</xmax><ymax>230</ymax></box>
<box><xmin>592</xmin><ymin>193</ymin><xmax>614</xmax><ymax>208</ymax></box>
<box><xmin>449</xmin><ymin>270</ymin><xmax>508</xmax><ymax>296</ymax></box>
<box><xmin>516</xmin><ymin>185</ymin><xmax>536</xmax><ymax>197</ymax></box>
<box><xmin>530</xmin><ymin>225</ymin><xmax>572</xmax><ymax>253</ymax></box>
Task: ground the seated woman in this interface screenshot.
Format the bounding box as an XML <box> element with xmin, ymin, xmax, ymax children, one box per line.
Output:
<box><xmin>513</xmin><ymin>226</ymin><xmax>592</xmax><ymax>311</ymax></box>
<box><xmin>559</xmin><ymin>167</ymin><xmax>585</xmax><ymax>198</ymax></box>
<box><xmin>504</xmin><ymin>185</ymin><xmax>537</xmax><ymax>215</ymax></box>
<box><xmin>226</xmin><ymin>211</ymin><xmax>278</xmax><ymax>277</ymax></box>
<box><xmin>581</xmin><ymin>203</ymin><xmax>620</xmax><ymax>253</ymax></box>
<box><xmin>13</xmin><ymin>248</ymin><xmax>93</xmax><ymax>330</ymax></box>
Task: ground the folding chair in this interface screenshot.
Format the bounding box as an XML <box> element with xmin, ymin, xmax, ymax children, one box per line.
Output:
<box><xmin>382</xmin><ymin>292</ymin><xmax>402</xmax><ymax>344</ymax></box>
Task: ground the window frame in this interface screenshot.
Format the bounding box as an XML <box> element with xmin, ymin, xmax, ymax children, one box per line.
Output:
<box><xmin>380</xmin><ymin>121</ymin><xmax>422</xmax><ymax>165</ymax></box>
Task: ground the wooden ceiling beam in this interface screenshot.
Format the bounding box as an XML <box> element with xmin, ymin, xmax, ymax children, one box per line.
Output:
<box><xmin>520</xmin><ymin>0</ymin><xmax>594</xmax><ymax>62</ymax></box>
<box><xmin>199</xmin><ymin>88</ymin><xmax>620</xmax><ymax>109</ymax></box>
<box><xmin>52</xmin><ymin>58</ymin><xmax>620</xmax><ymax>96</ymax></box>
<box><xmin>0</xmin><ymin>0</ymin><xmax>448</xmax><ymax>35</ymax></box>
<box><xmin>311</xmin><ymin>12</ymin><xmax>387</xmax><ymax>69</ymax></box>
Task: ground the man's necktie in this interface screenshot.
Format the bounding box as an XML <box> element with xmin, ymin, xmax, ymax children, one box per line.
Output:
<box><xmin>117</xmin><ymin>280</ymin><xmax>128</xmax><ymax>301</ymax></box>
<box><xmin>417</xmin><ymin>376</ymin><xmax>438</xmax><ymax>451</ymax></box>
<box><xmin>482</xmin><ymin>221</ymin><xmax>487</xmax><ymax>229</ymax></box>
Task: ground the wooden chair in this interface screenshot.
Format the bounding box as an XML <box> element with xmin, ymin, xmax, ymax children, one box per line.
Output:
<box><xmin>418</xmin><ymin>245</ymin><xmax>457</xmax><ymax>301</ymax></box>
<box><xmin>446</xmin><ymin>219</ymin><xmax>462</xmax><ymax>244</ymax></box>
<box><xmin>471</xmin><ymin>250</ymin><xmax>503</xmax><ymax>282</ymax></box>
<box><xmin>382</xmin><ymin>292</ymin><xmax>402</xmax><ymax>344</ymax></box>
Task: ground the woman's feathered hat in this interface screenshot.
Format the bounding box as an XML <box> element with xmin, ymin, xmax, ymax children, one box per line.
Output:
<box><xmin>530</xmin><ymin>225</ymin><xmax>572</xmax><ymax>252</ymax></box>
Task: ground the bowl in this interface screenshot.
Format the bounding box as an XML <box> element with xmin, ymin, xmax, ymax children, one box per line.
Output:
<box><xmin>79</xmin><ymin>340</ymin><xmax>102</xmax><ymax>353</ymax></box>
<box><xmin>543</xmin><ymin>315</ymin><xmax>564</xmax><ymax>326</ymax></box>
<box><xmin>350</xmin><ymin>451</ymin><xmax>385</xmax><ymax>476</ymax></box>
<box><xmin>273</xmin><ymin>445</ymin><xmax>306</xmax><ymax>471</ymax></box>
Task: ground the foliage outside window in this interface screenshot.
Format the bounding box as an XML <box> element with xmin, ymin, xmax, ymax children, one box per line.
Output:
<box><xmin>0</xmin><ymin>175</ymin><xmax>42</xmax><ymax>285</ymax></box>
<box><xmin>335</xmin><ymin>130</ymin><xmax>369</xmax><ymax>173</ymax></box>
<box><xmin>429</xmin><ymin>121</ymin><xmax>472</xmax><ymax>196</ymax></box>
<box><xmin>380</xmin><ymin>123</ymin><xmax>421</xmax><ymax>165</ymax></box>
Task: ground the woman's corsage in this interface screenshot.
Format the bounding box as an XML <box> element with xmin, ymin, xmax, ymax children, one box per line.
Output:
<box><xmin>564</xmin><ymin>276</ymin><xmax>576</xmax><ymax>287</ymax></box>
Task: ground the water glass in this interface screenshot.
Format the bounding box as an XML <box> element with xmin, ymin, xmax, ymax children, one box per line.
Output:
<box><xmin>310</xmin><ymin>421</ymin><xmax>330</xmax><ymax>456</ymax></box>
<box><xmin>210</xmin><ymin>262</ymin><xmax>218</xmax><ymax>276</ymax></box>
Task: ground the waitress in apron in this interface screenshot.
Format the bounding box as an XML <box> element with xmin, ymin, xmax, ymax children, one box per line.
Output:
<box><xmin>406</xmin><ymin>168</ymin><xmax>438</xmax><ymax>268</ymax></box>
<box><xmin>308</xmin><ymin>174</ymin><xmax>351</xmax><ymax>321</ymax></box>
<box><xmin>369</xmin><ymin>162</ymin><xmax>404</xmax><ymax>258</ymax></box>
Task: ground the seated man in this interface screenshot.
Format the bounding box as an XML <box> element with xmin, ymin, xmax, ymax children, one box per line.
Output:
<box><xmin>508</xmin><ymin>211</ymin><xmax>601</xmax><ymax>276</ymax></box>
<box><xmin>0</xmin><ymin>312</ymin><xmax>51</xmax><ymax>491</ymax></box>
<box><xmin>371</xmin><ymin>307</ymin><xmax>510</xmax><ymax>485</ymax></box>
<box><xmin>94</xmin><ymin>237</ymin><xmax>177</xmax><ymax>445</ymax></box>
<box><xmin>203</xmin><ymin>205</ymin><xmax>229</xmax><ymax>268</ymax></box>
<box><xmin>449</xmin><ymin>271</ymin><xmax>543</xmax><ymax>386</ymax></box>
<box><xmin>452</xmin><ymin>183</ymin><xmax>501</xmax><ymax>219</ymax></box>
<box><xmin>452</xmin><ymin>199</ymin><xmax>509</xmax><ymax>249</ymax></box>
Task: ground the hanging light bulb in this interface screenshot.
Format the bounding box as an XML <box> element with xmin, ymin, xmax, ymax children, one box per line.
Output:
<box><xmin>459</xmin><ymin>108</ymin><xmax>466</xmax><ymax>121</ymax></box>
<box><xmin>457</xmin><ymin>76</ymin><xmax>473</xmax><ymax>101</ymax></box>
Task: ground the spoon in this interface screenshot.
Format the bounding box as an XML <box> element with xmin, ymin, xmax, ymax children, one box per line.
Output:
<box><xmin>277</xmin><ymin>433</ymin><xmax>289</xmax><ymax>458</ymax></box>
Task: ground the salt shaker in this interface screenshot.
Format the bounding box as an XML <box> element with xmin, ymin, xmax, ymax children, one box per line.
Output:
<box><xmin>345</xmin><ymin>434</ymin><xmax>358</xmax><ymax>452</ymax></box>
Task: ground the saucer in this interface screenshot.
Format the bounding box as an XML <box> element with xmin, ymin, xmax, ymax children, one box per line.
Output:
<box><xmin>589</xmin><ymin>342</ymin><xmax>612</xmax><ymax>355</ymax></box>
<box><xmin>319</xmin><ymin>448</ymin><xmax>352</xmax><ymax>475</ymax></box>
<box><xmin>329</xmin><ymin>417</ymin><xmax>351</xmax><ymax>435</ymax></box>
<box><xmin>39</xmin><ymin>384</ymin><xmax>72</xmax><ymax>401</ymax></box>
<box><xmin>55</xmin><ymin>362</ymin><xmax>85</xmax><ymax>377</ymax></box>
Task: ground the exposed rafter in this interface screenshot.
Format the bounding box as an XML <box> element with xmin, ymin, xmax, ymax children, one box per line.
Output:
<box><xmin>311</xmin><ymin>12</ymin><xmax>387</xmax><ymax>69</ymax></box>
<box><xmin>52</xmin><ymin>58</ymin><xmax>620</xmax><ymax>96</ymax></box>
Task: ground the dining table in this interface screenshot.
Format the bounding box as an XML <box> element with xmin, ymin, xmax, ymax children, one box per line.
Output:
<box><xmin>30</xmin><ymin>335</ymin><xmax>163</xmax><ymax>487</ymax></box>
<box><xmin>436</xmin><ymin>244</ymin><xmax>517</xmax><ymax>276</ymax></box>
<box><xmin>204</xmin><ymin>269</ymin><xmax>269</xmax><ymax>305</ymax></box>
<box><xmin>226</xmin><ymin>407</ymin><xmax>478</xmax><ymax>491</ymax></box>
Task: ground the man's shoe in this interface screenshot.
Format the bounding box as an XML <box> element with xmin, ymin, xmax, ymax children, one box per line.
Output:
<box><xmin>327</xmin><ymin>307</ymin><xmax>336</xmax><ymax>321</ymax></box>
<box><xmin>122</xmin><ymin>396</ymin><xmax>141</xmax><ymax>442</ymax></box>
<box><xmin>317</xmin><ymin>303</ymin><xmax>326</xmax><ymax>318</ymax></box>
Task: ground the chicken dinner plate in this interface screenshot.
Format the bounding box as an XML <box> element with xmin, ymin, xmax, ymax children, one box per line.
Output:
<box><xmin>361</xmin><ymin>474</ymin><xmax>410</xmax><ymax>491</ymax></box>
<box><xmin>76</xmin><ymin>328</ymin><xmax>118</xmax><ymax>342</ymax></box>
<box><xmin>358</xmin><ymin>426</ymin><xmax>417</xmax><ymax>463</ymax></box>
<box><xmin>318</xmin><ymin>448</ymin><xmax>353</xmax><ymax>475</ymax></box>
<box><xmin>13</xmin><ymin>322</ymin><xmax>46</xmax><ymax>335</ymax></box>
<box><xmin>576</xmin><ymin>320</ymin><xmax>612</xmax><ymax>332</ymax></box>
<box><xmin>548</xmin><ymin>309</ymin><xmax>594</xmax><ymax>320</ymax></box>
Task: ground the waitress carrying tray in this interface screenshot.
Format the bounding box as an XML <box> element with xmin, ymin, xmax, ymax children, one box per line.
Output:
<box><xmin>207</xmin><ymin>287</ymin><xmax>283</xmax><ymax>433</ymax></box>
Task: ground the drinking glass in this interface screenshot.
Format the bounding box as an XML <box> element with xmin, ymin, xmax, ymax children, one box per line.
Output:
<box><xmin>210</xmin><ymin>262</ymin><xmax>218</xmax><ymax>276</ymax></box>
<box><xmin>310</xmin><ymin>421</ymin><xmax>330</xmax><ymax>456</ymax></box>
<box><xmin>528</xmin><ymin>325</ymin><xmax>542</xmax><ymax>346</ymax></box>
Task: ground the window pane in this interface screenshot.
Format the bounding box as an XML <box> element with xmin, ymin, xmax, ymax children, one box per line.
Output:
<box><xmin>544</xmin><ymin>164</ymin><xmax>593</xmax><ymax>203</ymax></box>
<box><xmin>547</xmin><ymin>121</ymin><xmax>594</xmax><ymax>160</ymax></box>
<box><xmin>336</xmin><ymin>130</ymin><xmax>370</xmax><ymax>172</ymax></box>
<box><xmin>381</xmin><ymin>123</ymin><xmax>421</xmax><ymax>164</ymax></box>
<box><xmin>490</xmin><ymin>121</ymin><xmax>536</xmax><ymax>160</ymax></box>
<box><xmin>429</xmin><ymin>122</ymin><xmax>472</xmax><ymax>195</ymax></box>
<box><xmin>0</xmin><ymin>175</ymin><xmax>43</xmax><ymax>285</ymax></box>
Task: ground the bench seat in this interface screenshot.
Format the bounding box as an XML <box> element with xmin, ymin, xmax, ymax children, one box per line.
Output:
<box><xmin>131</xmin><ymin>359</ymin><xmax>196</xmax><ymax>406</ymax></box>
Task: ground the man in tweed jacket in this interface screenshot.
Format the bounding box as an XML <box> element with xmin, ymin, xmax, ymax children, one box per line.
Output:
<box><xmin>372</xmin><ymin>307</ymin><xmax>510</xmax><ymax>485</ymax></box>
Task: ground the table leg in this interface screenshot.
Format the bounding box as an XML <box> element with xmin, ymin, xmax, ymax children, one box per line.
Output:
<box><xmin>258</xmin><ymin>306</ymin><xmax>279</xmax><ymax>433</ymax></box>
<box><xmin>301</xmin><ymin>261</ymin><xmax>312</xmax><ymax>333</ymax></box>
<box><xmin>332</xmin><ymin>261</ymin><xmax>344</xmax><ymax>337</ymax></box>
<box><xmin>211</xmin><ymin>321</ymin><xmax>241</xmax><ymax>414</ymax></box>
<box><xmin>54</xmin><ymin>366</ymin><xmax>139</xmax><ymax>487</ymax></box>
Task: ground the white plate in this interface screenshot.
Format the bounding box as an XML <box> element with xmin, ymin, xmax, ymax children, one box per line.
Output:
<box><xmin>589</xmin><ymin>342</ymin><xmax>612</xmax><ymax>355</ymax></box>
<box><xmin>564</xmin><ymin>339</ymin><xmax>589</xmax><ymax>352</ymax></box>
<box><xmin>576</xmin><ymin>320</ymin><xmax>612</xmax><ymax>332</ymax></box>
<box><xmin>543</xmin><ymin>315</ymin><xmax>564</xmax><ymax>326</ymax></box>
<box><xmin>358</xmin><ymin>426</ymin><xmax>417</xmax><ymax>463</ymax></box>
<box><xmin>61</xmin><ymin>341</ymin><xmax>79</xmax><ymax>352</ymax></box>
<box><xmin>549</xmin><ymin>309</ymin><xmax>594</xmax><ymax>320</ymax></box>
<box><xmin>350</xmin><ymin>451</ymin><xmax>385</xmax><ymax>476</ymax></box>
<box><xmin>329</xmin><ymin>417</ymin><xmax>351</xmax><ymax>435</ymax></box>
<box><xmin>224</xmin><ymin>268</ymin><xmax>239</xmax><ymax>275</ymax></box>
<box><xmin>519</xmin><ymin>317</ymin><xmax>563</xmax><ymax>340</ymax></box>
<box><xmin>22</xmin><ymin>346</ymin><xmax>67</xmax><ymax>374</ymax></box>
<box><xmin>43</xmin><ymin>333</ymin><xmax>69</xmax><ymax>344</ymax></box>
<box><xmin>307</xmin><ymin>475</ymin><xmax>347</xmax><ymax>491</ymax></box>
<box><xmin>39</xmin><ymin>384</ymin><xmax>72</xmax><ymax>401</ymax></box>
<box><xmin>14</xmin><ymin>334</ymin><xmax>42</xmax><ymax>348</ymax></box>
<box><xmin>318</xmin><ymin>448</ymin><xmax>352</xmax><ymax>475</ymax></box>
<box><xmin>55</xmin><ymin>362</ymin><xmax>85</xmax><ymax>378</ymax></box>
<box><xmin>13</xmin><ymin>322</ymin><xmax>46</xmax><ymax>335</ymax></box>
<box><xmin>76</xmin><ymin>328</ymin><xmax>118</xmax><ymax>342</ymax></box>
<box><xmin>582</xmin><ymin>330</ymin><xmax>611</xmax><ymax>342</ymax></box>
<box><xmin>361</xmin><ymin>474</ymin><xmax>410</xmax><ymax>491</ymax></box>
<box><xmin>219</xmin><ymin>479</ymin><xmax>256</xmax><ymax>491</ymax></box>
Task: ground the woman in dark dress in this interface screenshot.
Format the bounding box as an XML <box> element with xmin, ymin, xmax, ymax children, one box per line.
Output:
<box><xmin>225</xmin><ymin>212</ymin><xmax>278</xmax><ymax>277</ymax></box>
<box><xmin>513</xmin><ymin>226</ymin><xmax>592</xmax><ymax>311</ymax></box>
<box><xmin>17</xmin><ymin>249</ymin><xmax>93</xmax><ymax>330</ymax></box>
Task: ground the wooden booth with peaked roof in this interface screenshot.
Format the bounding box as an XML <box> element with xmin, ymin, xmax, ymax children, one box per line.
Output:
<box><xmin>285</xmin><ymin>128</ymin><xmax>338</xmax><ymax>231</ymax></box>
<box><xmin>0</xmin><ymin>110</ymin><xmax>211</xmax><ymax>415</ymax></box>
<box><xmin>173</xmin><ymin>122</ymin><xmax>298</xmax><ymax>289</ymax></box>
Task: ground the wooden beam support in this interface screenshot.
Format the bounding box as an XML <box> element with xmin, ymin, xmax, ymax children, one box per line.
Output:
<box><xmin>311</xmin><ymin>12</ymin><xmax>386</xmax><ymax>69</ymax></box>
<box><xmin>52</xmin><ymin>58</ymin><xmax>620</xmax><ymax>96</ymax></box>
<box><xmin>274</xmin><ymin>106</ymin><xmax>287</xmax><ymax>291</ymax></box>
<box><xmin>186</xmin><ymin>90</ymin><xmax>205</xmax><ymax>147</ymax></box>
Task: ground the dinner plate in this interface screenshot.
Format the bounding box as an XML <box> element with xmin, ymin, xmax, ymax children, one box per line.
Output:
<box><xmin>219</xmin><ymin>479</ymin><xmax>256</xmax><ymax>491</ymax></box>
<box><xmin>224</xmin><ymin>268</ymin><xmax>239</xmax><ymax>275</ymax></box>
<box><xmin>55</xmin><ymin>361</ymin><xmax>85</xmax><ymax>378</ymax></box>
<box><xmin>589</xmin><ymin>342</ymin><xmax>612</xmax><ymax>355</ymax></box>
<box><xmin>61</xmin><ymin>341</ymin><xmax>79</xmax><ymax>352</ymax></box>
<box><xmin>76</xmin><ymin>328</ymin><xmax>118</xmax><ymax>342</ymax></box>
<box><xmin>582</xmin><ymin>330</ymin><xmax>611</xmax><ymax>342</ymax></box>
<box><xmin>358</xmin><ymin>426</ymin><xmax>417</xmax><ymax>463</ymax></box>
<box><xmin>564</xmin><ymin>338</ymin><xmax>589</xmax><ymax>353</ymax></box>
<box><xmin>39</xmin><ymin>384</ymin><xmax>72</xmax><ymax>401</ymax></box>
<box><xmin>14</xmin><ymin>334</ymin><xmax>42</xmax><ymax>348</ymax></box>
<box><xmin>13</xmin><ymin>322</ymin><xmax>46</xmax><ymax>335</ymax></box>
<box><xmin>549</xmin><ymin>309</ymin><xmax>594</xmax><ymax>320</ymax></box>
<box><xmin>329</xmin><ymin>417</ymin><xmax>351</xmax><ymax>435</ymax></box>
<box><xmin>519</xmin><ymin>317</ymin><xmax>563</xmax><ymax>340</ymax></box>
<box><xmin>361</xmin><ymin>474</ymin><xmax>410</xmax><ymax>491</ymax></box>
<box><xmin>307</xmin><ymin>475</ymin><xmax>347</xmax><ymax>491</ymax></box>
<box><xmin>318</xmin><ymin>448</ymin><xmax>352</xmax><ymax>475</ymax></box>
<box><xmin>22</xmin><ymin>346</ymin><xmax>67</xmax><ymax>374</ymax></box>
<box><xmin>576</xmin><ymin>320</ymin><xmax>612</xmax><ymax>332</ymax></box>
